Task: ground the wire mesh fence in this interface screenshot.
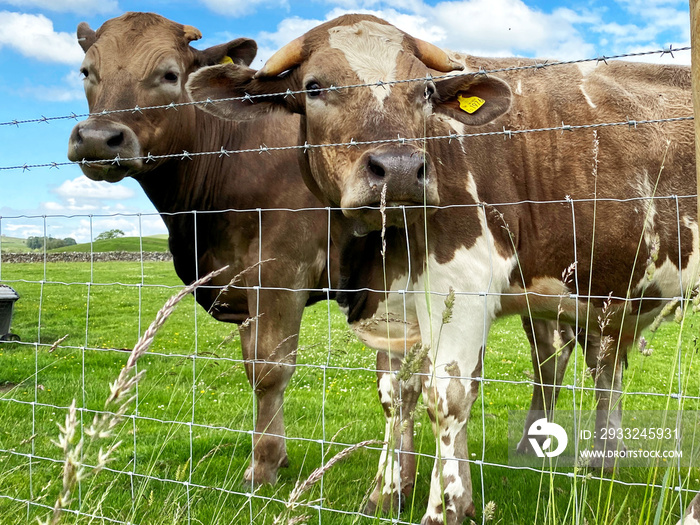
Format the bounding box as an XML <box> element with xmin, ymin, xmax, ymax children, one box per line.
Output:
<box><xmin>0</xmin><ymin>32</ymin><xmax>699</xmax><ymax>525</ymax></box>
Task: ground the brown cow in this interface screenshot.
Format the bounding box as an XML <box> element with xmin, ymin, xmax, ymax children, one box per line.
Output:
<box><xmin>66</xmin><ymin>11</ymin><xmax>334</xmax><ymax>487</ymax></box>
<box><xmin>187</xmin><ymin>14</ymin><xmax>699</xmax><ymax>524</ymax></box>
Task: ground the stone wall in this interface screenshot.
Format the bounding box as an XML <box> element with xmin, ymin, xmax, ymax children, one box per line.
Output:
<box><xmin>0</xmin><ymin>252</ymin><xmax>173</xmax><ymax>263</ymax></box>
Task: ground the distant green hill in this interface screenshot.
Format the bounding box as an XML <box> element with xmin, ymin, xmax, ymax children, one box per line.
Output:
<box><xmin>0</xmin><ymin>235</ymin><xmax>33</xmax><ymax>253</ymax></box>
<box><xmin>50</xmin><ymin>236</ymin><xmax>170</xmax><ymax>253</ymax></box>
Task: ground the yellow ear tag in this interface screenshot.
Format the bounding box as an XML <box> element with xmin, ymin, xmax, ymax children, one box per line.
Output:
<box><xmin>219</xmin><ymin>55</ymin><xmax>234</xmax><ymax>65</ymax></box>
<box><xmin>457</xmin><ymin>94</ymin><xmax>485</xmax><ymax>114</ymax></box>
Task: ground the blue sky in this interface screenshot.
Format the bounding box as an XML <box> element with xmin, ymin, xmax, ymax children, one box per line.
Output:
<box><xmin>0</xmin><ymin>0</ymin><xmax>692</xmax><ymax>243</ymax></box>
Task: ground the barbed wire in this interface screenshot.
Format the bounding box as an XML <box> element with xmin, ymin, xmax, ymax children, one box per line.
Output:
<box><xmin>0</xmin><ymin>115</ymin><xmax>693</xmax><ymax>172</ymax></box>
<box><xmin>0</xmin><ymin>45</ymin><xmax>689</xmax><ymax>129</ymax></box>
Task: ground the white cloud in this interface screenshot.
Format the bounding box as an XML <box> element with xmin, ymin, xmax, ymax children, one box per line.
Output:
<box><xmin>254</xmin><ymin>16</ymin><xmax>326</xmax><ymax>66</ymax></box>
<box><xmin>200</xmin><ymin>0</ymin><xmax>288</xmax><ymax>17</ymax></box>
<box><xmin>428</xmin><ymin>0</ymin><xmax>595</xmax><ymax>59</ymax></box>
<box><xmin>21</xmin><ymin>71</ymin><xmax>84</xmax><ymax>102</ymax></box>
<box><xmin>255</xmin><ymin>0</ymin><xmax>595</xmax><ymax>63</ymax></box>
<box><xmin>0</xmin><ymin>11</ymin><xmax>83</xmax><ymax>65</ymax></box>
<box><xmin>53</xmin><ymin>176</ymin><xmax>135</xmax><ymax>202</ymax></box>
<box><xmin>0</xmin><ymin>0</ymin><xmax>117</xmax><ymax>15</ymax></box>
<box><xmin>255</xmin><ymin>0</ymin><xmax>690</xmax><ymax>67</ymax></box>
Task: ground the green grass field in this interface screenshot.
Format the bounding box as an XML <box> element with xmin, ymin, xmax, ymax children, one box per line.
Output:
<box><xmin>49</xmin><ymin>236</ymin><xmax>170</xmax><ymax>253</ymax></box>
<box><xmin>0</xmin><ymin>236</ymin><xmax>34</xmax><ymax>253</ymax></box>
<box><xmin>0</xmin><ymin>235</ymin><xmax>170</xmax><ymax>254</ymax></box>
<box><xmin>0</xmin><ymin>261</ymin><xmax>697</xmax><ymax>524</ymax></box>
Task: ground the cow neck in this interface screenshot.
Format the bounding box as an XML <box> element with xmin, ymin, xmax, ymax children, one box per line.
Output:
<box><xmin>134</xmin><ymin>105</ymin><xmax>251</xmax><ymax>214</ymax></box>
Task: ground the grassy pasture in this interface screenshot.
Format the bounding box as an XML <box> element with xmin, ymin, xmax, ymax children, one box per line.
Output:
<box><xmin>0</xmin><ymin>236</ymin><xmax>33</xmax><ymax>254</ymax></box>
<box><xmin>49</xmin><ymin>236</ymin><xmax>170</xmax><ymax>253</ymax></box>
<box><xmin>0</xmin><ymin>260</ymin><xmax>697</xmax><ymax>524</ymax></box>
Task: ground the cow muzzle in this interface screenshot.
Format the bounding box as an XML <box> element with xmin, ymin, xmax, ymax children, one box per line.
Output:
<box><xmin>68</xmin><ymin>119</ymin><xmax>143</xmax><ymax>182</ymax></box>
<box><xmin>341</xmin><ymin>147</ymin><xmax>439</xmax><ymax>231</ymax></box>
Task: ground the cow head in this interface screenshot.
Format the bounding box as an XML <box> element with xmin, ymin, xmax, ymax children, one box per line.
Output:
<box><xmin>187</xmin><ymin>14</ymin><xmax>511</xmax><ymax>232</ymax></box>
<box><xmin>68</xmin><ymin>12</ymin><xmax>257</xmax><ymax>182</ymax></box>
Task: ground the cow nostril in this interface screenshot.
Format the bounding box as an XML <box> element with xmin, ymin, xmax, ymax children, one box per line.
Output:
<box><xmin>367</xmin><ymin>157</ymin><xmax>386</xmax><ymax>179</ymax></box>
<box><xmin>107</xmin><ymin>132</ymin><xmax>124</xmax><ymax>148</ymax></box>
<box><xmin>416</xmin><ymin>162</ymin><xmax>426</xmax><ymax>183</ymax></box>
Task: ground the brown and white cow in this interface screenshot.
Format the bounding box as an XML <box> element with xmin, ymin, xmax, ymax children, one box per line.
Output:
<box><xmin>187</xmin><ymin>14</ymin><xmax>700</xmax><ymax>524</ymax></box>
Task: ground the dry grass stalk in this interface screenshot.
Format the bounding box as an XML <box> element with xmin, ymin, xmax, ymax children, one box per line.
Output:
<box><xmin>398</xmin><ymin>342</ymin><xmax>429</xmax><ymax>382</ymax></box>
<box><xmin>42</xmin><ymin>266</ymin><xmax>229</xmax><ymax>525</ymax></box>
<box><xmin>48</xmin><ymin>335</ymin><xmax>69</xmax><ymax>353</ymax></box>
<box><xmin>484</xmin><ymin>500</ymin><xmax>497</xmax><ymax>522</ymax></box>
<box><xmin>380</xmin><ymin>183</ymin><xmax>387</xmax><ymax>259</ymax></box>
<box><xmin>272</xmin><ymin>439</ymin><xmax>382</xmax><ymax>525</ymax></box>
<box><xmin>209</xmin><ymin>258</ymin><xmax>275</xmax><ymax>315</ymax></box>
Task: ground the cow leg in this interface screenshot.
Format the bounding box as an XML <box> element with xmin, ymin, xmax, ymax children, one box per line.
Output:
<box><xmin>586</xmin><ymin>336</ymin><xmax>627</xmax><ymax>468</ymax></box>
<box><xmin>239</xmin><ymin>287</ymin><xmax>307</xmax><ymax>485</ymax></box>
<box><xmin>516</xmin><ymin>318</ymin><xmax>575</xmax><ymax>454</ymax></box>
<box><xmin>413</xmin><ymin>286</ymin><xmax>494</xmax><ymax>525</ymax></box>
<box><xmin>366</xmin><ymin>350</ymin><xmax>421</xmax><ymax>515</ymax></box>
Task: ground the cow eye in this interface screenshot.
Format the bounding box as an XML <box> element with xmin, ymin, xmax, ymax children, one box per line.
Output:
<box><xmin>163</xmin><ymin>71</ymin><xmax>179</xmax><ymax>83</ymax></box>
<box><xmin>80</xmin><ymin>67</ymin><xmax>89</xmax><ymax>79</ymax></box>
<box><xmin>305</xmin><ymin>81</ymin><xmax>322</xmax><ymax>98</ymax></box>
<box><xmin>424</xmin><ymin>83</ymin><xmax>436</xmax><ymax>100</ymax></box>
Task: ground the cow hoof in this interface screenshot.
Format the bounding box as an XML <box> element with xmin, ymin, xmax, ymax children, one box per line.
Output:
<box><xmin>365</xmin><ymin>491</ymin><xmax>403</xmax><ymax>516</ymax></box>
<box><xmin>586</xmin><ymin>442</ymin><xmax>626</xmax><ymax>472</ymax></box>
<box><xmin>420</xmin><ymin>503</ymin><xmax>474</xmax><ymax>525</ymax></box>
<box><xmin>242</xmin><ymin>455</ymin><xmax>289</xmax><ymax>486</ymax></box>
<box><xmin>515</xmin><ymin>438</ymin><xmax>537</xmax><ymax>455</ymax></box>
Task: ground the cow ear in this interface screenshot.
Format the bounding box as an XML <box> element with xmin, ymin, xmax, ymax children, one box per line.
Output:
<box><xmin>186</xmin><ymin>63</ymin><xmax>302</xmax><ymax>121</ymax></box>
<box><xmin>77</xmin><ymin>22</ymin><xmax>96</xmax><ymax>53</ymax></box>
<box><xmin>197</xmin><ymin>38</ymin><xmax>258</xmax><ymax>67</ymax></box>
<box><xmin>433</xmin><ymin>73</ymin><xmax>511</xmax><ymax>126</ymax></box>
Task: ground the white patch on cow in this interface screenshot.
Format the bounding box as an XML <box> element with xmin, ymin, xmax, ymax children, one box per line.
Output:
<box><xmin>678</xmin><ymin>500</ymin><xmax>700</xmax><ymax>525</ymax></box>
<box><xmin>683</xmin><ymin>217</ymin><xmax>700</xmax><ymax>287</ymax></box>
<box><xmin>426</xmin><ymin>411</ymin><xmax>466</xmax><ymax>518</ymax></box>
<box><xmin>328</xmin><ymin>21</ymin><xmax>404</xmax><ymax>108</ymax></box>
<box><xmin>378</xmin><ymin>372</ymin><xmax>395</xmax><ymax>406</ymax></box>
<box><xmin>376</xmin><ymin>371</ymin><xmax>402</xmax><ymax>496</ymax></box>
<box><xmin>636</xmin><ymin>256</ymin><xmax>685</xmax><ymax>299</ymax></box>
<box><xmin>350</xmin><ymin>274</ymin><xmax>421</xmax><ymax>354</ymax></box>
<box><xmin>436</xmin><ymin>115</ymin><xmax>467</xmax><ymax>151</ymax></box>
<box><xmin>635</xmin><ymin>171</ymin><xmax>658</xmax><ymax>248</ymax></box>
<box><xmin>577</xmin><ymin>63</ymin><xmax>598</xmax><ymax>109</ymax></box>
<box><xmin>580</xmin><ymin>84</ymin><xmax>597</xmax><ymax>108</ymax></box>
<box><xmin>515</xmin><ymin>79</ymin><xmax>523</xmax><ymax>96</ymax></box>
<box><xmin>577</xmin><ymin>62</ymin><xmax>597</xmax><ymax>78</ymax></box>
